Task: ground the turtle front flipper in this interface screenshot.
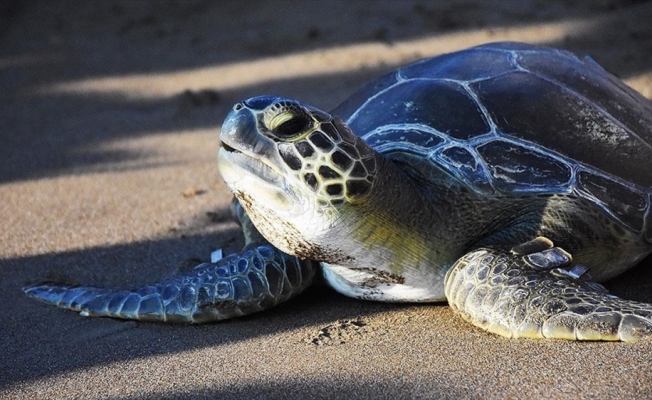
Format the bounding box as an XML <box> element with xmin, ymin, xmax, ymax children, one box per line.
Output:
<box><xmin>445</xmin><ymin>238</ymin><xmax>652</xmax><ymax>342</ymax></box>
<box><xmin>23</xmin><ymin>200</ymin><xmax>318</xmax><ymax>323</ymax></box>
<box><xmin>24</xmin><ymin>244</ymin><xmax>317</xmax><ymax>323</ymax></box>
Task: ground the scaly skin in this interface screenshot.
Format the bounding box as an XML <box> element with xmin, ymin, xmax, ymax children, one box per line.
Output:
<box><xmin>23</xmin><ymin>244</ymin><xmax>317</xmax><ymax>323</ymax></box>
<box><xmin>23</xmin><ymin>202</ymin><xmax>318</xmax><ymax>323</ymax></box>
<box><xmin>445</xmin><ymin>238</ymin><xmax>652</xmax><ymax>341</ymax></box>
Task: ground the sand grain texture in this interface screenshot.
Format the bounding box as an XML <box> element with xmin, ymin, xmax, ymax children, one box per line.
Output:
<box><xmin>2</xmin><ymin>1</ymin><xmax>652</xmax><ymax>399</ymax></box>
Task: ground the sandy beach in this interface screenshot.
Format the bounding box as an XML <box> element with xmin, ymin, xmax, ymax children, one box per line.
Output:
<box><xmin>2</xmin><ymin>1</ymin><xmax>652</xmax><ymax>398</ymax></box>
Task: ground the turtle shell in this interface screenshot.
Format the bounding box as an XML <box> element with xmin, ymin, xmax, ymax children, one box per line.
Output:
<box><xmin>331</xmin><ymin>42</ymin><xmax>652</xmax><ymax>241</ymax></box>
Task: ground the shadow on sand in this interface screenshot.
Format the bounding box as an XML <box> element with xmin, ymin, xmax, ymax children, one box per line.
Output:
<box><xmin>1</xmin><ymin>0</ymin><xmax>652</xmax><ymax>391</ymax></box>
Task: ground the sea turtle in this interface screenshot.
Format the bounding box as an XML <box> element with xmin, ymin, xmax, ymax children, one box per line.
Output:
<box><xmin>24</xmin><ymin>42</ymin><xmax>652</xmax><ymax>341</ymax></box>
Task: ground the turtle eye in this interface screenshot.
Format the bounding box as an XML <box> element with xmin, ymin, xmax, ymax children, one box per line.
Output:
<box><xmin>269</xmin><ymin>112</ymin><xmax>312</xmax><ymax>139</ymax></box>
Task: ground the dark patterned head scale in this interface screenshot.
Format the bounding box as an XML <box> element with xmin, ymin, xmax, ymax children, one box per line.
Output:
<box><xmin>261</xmin><ymin>100</ymin><xmax>377</xmax><ymax>206</ymax></box>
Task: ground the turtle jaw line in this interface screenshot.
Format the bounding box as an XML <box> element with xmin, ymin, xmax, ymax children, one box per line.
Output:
<box><xmin>220</xmin><ymin>142</ymin><xmax>238</xmax><ymax>154</ymax></box>
<box><xmin>219</xmin><ymin>132</ymin><xmax>289</xmax><ymax>178</ymax></box>
<box><xmin>218</xmin><ymin>143</ymin><xmax>284</xmax><ymax>186</ymax></box>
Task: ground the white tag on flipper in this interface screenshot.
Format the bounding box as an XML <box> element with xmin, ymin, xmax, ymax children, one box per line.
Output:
<box><xmin>211</xmin><ymin>248</ymin><xmax>223</xmax><ymax>263</ymax></box>
<box><xmin>568</xmin><ymin>264</ymin><xmax>590</xmax><ymax>279</ymax></box>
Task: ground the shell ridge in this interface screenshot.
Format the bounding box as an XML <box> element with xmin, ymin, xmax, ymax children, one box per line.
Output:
<box><xmin>476</xmin><ymin>133</ymin><xmax>649</xmax><ymax>194</ymax></box>
<box><xmin>507</xmin><ymin>50</ymin><xmax>529</xmax><ymax>73</ymax></box>
<box><xmin>474</xmin><ymin>135</ymin><xmax>576</xmax><ymax>194</ymax></box>
<box><xmin>346</xmin><ymin>71</ymin><xmax>402</xmax><ymax>126</ymax></box>
<box><xmin>430</xmin><ymin>142</ymin><xmax>496</xmax><ymax>195</ymax></box>
<box><xmin>474</xmin><ymin>139</ymin><xmax>573</xmax><ymax>194</ymax></box>
<box><xmin>511</xmin><ymin>57</ymin><xmax>652</xmax><ymax>156</ymax></box>
<box><xmin>361</xmin><ymin>123</ymin><xmax>449</xmax><ymax>139</ymax></box>
<box><xmin>362</xmin><ymin>123</ymin><xmax>450</xmax><ymax>154</ymax></box>
<box><xmin>457</xmin><ymin>81</ymin><xmax>497</xmax><ymax>136</ymax></box>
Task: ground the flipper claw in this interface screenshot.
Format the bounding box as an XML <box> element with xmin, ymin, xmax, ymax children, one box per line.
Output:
<box><xmin>523</xmin><ymin>248</ymin><xmax>572</xmax><ymax>270</ymax></box>
<box><xmin>510</xmin><ymin>237</ymin><xmax>554</xmax><ymax>255</ymax></box>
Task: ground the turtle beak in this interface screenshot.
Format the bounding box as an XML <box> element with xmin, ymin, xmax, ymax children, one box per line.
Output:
<box><xmin>220</xmin><ymin>101</ymin><xmax>282</xmax><ymax>160</ymax></box>
<box><xmin>219</xmin><ymin>103</ymin><xmax>259</xmax><ymax>154</ymax></box>
<box><xmin>218</xmin><ymin>102</ymin><xmax>286</xmax><ymax>186</ymax></box>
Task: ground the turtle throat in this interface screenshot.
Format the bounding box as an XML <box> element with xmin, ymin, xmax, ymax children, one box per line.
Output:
<box><xmin>320</xmin><ymin>157</ymin><xmax>450</xmax><ymax>276</ymax></box>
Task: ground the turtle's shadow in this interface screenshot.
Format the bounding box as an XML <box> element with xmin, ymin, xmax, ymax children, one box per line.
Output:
<box><xmin>1</xmin><ymin>210</ymin><xmax>407</xmax><ymax>389</ymax></box>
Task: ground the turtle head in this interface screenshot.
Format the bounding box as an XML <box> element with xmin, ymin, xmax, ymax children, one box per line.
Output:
<box><xmin>217</xmin><ymin>96</ymin><xmax>379</xmax><ymax>260</ymax></box>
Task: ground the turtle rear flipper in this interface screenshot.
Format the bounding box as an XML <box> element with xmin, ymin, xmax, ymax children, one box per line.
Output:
<box><xmin>445</xmin><ymin>238</ymin><xmax>652</xmax><ymax>341</ymax></box>
<box><xmin>24</xmin><ymin>244</ymin><xmax>317</xmax><ymax>323</ymax></box>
